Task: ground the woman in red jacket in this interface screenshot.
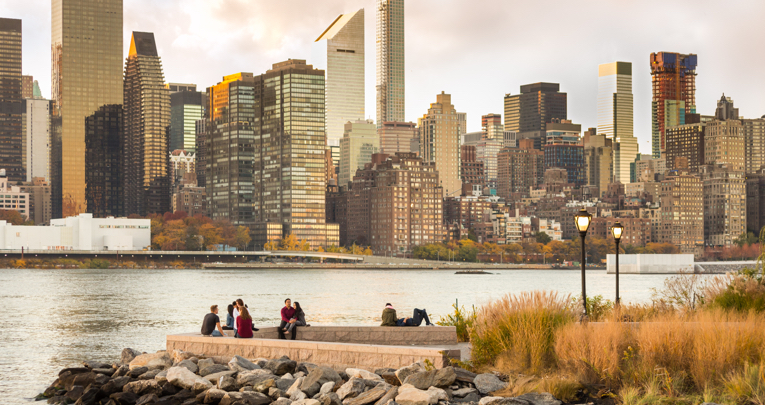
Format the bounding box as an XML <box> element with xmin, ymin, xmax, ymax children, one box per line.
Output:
<box><xmin>236</xmin><ymin>306</ymin><xmax>253</xmax><ymax>338</ymax></box>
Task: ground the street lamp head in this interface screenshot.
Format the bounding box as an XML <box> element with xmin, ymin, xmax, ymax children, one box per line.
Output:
<box><xmin>574</xmin><ymin>208</ymin><xmax>592</xmax><ymax>235</ymax></box>
<box><xmin>612</xmin><ymin>221</ymin><xmax>624</xmax><ymax>241</ymax></box>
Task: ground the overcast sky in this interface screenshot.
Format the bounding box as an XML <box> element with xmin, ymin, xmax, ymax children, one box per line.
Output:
<box><xmin>7</xmin><ymin>0</ymin><xmax>765</xmax><ymax>154</ymax></box>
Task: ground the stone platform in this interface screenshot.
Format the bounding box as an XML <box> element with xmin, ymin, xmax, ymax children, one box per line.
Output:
<box><xmin>167</xmin><ymin>326</ymin><xmax>459</xmax><ymax>371</ymax></box>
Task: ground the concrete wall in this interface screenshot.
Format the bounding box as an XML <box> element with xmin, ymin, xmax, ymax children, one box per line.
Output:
<box><xmin>243</xmin><ymin>326</ymin><xmax>458</xmax><ymax>346</ymax></box>
<box><xmin>607</xmin><ymin>254</ymin><xmax>695</xmax><ymax>274</ymax></box>
<box><xmin>0</xmin><ymin>222</ymin><xmax>64</xmax><ymax>249</ymax></box>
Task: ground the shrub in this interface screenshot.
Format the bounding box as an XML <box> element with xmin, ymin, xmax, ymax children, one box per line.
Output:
<box><xmin>724</xmin><ymin>361</ymin><xmax>765</xmax><ymax>405</ymax></box>
<box><xmin>470</xmin><ymin>291</ymin><xmax>575</xmax><ymax>373</ymax></box>
<box><xmin>80</xmin><ymin>258</ymin><xmax>110</xmax><ymax>269</ymax></box>
<box><xmin>436</xmin><ymin>303</ymin><xmax>476</xmax><ymax>342</ymax></box>
<box><xmin>571</xmin><ymin>294</ymin><xmax>614</xmax><ymax>321</ymax></box>
<box><xmin>706</xmin><ymin>270</ymin><xmax>765</xmax><ymax>313</ymax></box>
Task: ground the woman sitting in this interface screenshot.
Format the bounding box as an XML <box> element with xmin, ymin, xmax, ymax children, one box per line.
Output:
<box><xmin>284</xmin><ymin>302</ymin><xmax>307</xmax><ymax>335</ymax></box>
<box><xmin>223</xmin><ymin>304</ymin><xmax>235</xmax><ymax>330</ymax></box>
<box><xmin>236</xmin><ymin>306</ymin><xmax>253</xmax><ymax>338</ymax></box>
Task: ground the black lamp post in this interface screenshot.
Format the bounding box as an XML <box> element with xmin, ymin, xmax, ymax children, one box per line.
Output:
<box><xmin>574</xmin><ymin>208</ymin><xmax>592</xmax><ymax>318</ymax></box>
<box><xmin>611</xmin><ymin>221</ymin><xmax>624</xmax><ymax>306</ymax></box>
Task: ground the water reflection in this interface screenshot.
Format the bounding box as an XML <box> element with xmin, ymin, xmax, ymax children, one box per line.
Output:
<box><xmin>0</xmin><ymin>268</ymin><xmax>691</xmax><ymax>403</ymax></box>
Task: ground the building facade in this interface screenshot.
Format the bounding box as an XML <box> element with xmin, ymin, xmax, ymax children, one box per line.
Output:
<box><xmin>665</xmin><ymin>122</ymin><xmax>705</xmax><ymax>172</ymax></box>
<box><xmin>313</xmin><ymin>9</ymin><xmax>365</xmax><ymax>147</ymax></box>
<box><xmin>378</xmin><ymin>121</ymin><xmax>418</xmax><ymax>155</ymax></box>
<box><xmin>19</xmin><ymin>177</ymin><xmax>52</xmax><ymax>225</ymax></box>
<box><xmin>0</xmin><ymin>169</ymin><xmax>30</xmax><ymax>219</ymax></box>
<box><xmin>52</xmin><ymin>0</ymin><xmax>123</xmax><ymax>217</ymax></box>
<box><xmin>744</xmin><ymin>117</ymin><xmax>765</xmax><ymax>174</ymax></box>
<box><xmin>659</xmin><ymin>170</ymin><xmax>703</xmax><ymax>253</ymax></box>
<box><xmin>544</xmin><ymin>120</ymin><xmax>585</xmax><ymax>186</ymax></box>
<box><xmin>0</xmin><ymin>18</ymin><xmax>25</xmax><ymax>183</ymax></box>
<box><xmin>704</xmin><ymin>97</ymin><xmax>744</xmax><ymax>172</ymax></box>
<box><xmin>24</xmin><ymin>98</ymin><xmax>52</xmax><ymax>182</ymax></box>
<box><xmin>85</xmin><ymin>104</ymin><xmax>123</xmax><ymax>218</ymax></box>
<box><xmin>376</xmin><ymin>0</ymin><xmax>405</xmax><ymax>127</ymax></box>
<box><xmin>597</xmin><ymin>61</ymin><xmax>637</xmax><ymax>184</ymax></box>
<box><xmin>169</xmin><ymin>90</ymin><xmax>204</xmax><ymax>153</ymax></box>
<box><xmin>650</xmin><ymin>52</ymin><xmax>697</xmax><ymax>158</ymax></box>
<box><xmin>497</xmin><ymin>139</ymin><xmax>544</xmax><ymax>202</ymax></box>
<box><xmin>702</xmin><ymin>164</ymin><xmax>746</xmax><ymax>247</ymax></box>
<box><xmin>419</xmin><ymin>92</ymin><xmax>461</xmax><ymax>197</ymax></box>
<box><xmin>460</xmin><ymin>145</ymin><xmax>485</xmax><ymax>188</ymax></box>
<box><xmin>339</xmin><ymin>120</ymin><xmax>379</xmax><ymax>187</ymax></box>
<box><xmin>583</xmin><ymin>132</ymin><xmax>613</xmax><ymax>196</ymax></box>
<box><xmin>590</xmin><ymin>217</ymin><xmax>652</xmax><ymax>247</ymax></box>
<box><xmin>503</xmin><ymin>82</ymin><xmax>567</xmax><ymax>141</ymax></box>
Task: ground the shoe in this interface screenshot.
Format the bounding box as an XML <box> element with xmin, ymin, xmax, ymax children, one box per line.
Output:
<box><xmin>253</xmin><ymin>328</ymin><xmax>259</xmax><ymax>332</ymax></box>
<box><xmin>426</xmin><ymin>324</ymin><xmax>435</xmax><ymax>327</ymax></box>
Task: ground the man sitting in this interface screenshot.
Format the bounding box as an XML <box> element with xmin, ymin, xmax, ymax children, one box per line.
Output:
<box><xmin>381</xmin><ymin>303</ymin><xmax>434</xmax><ymax>326</ymax></box>
<box><xmin>201</xmin><ymin>305</ymin><xmax>228</xmax><ymax>337</ymax></box>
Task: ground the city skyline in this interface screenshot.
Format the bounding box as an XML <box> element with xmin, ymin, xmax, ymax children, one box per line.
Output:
<box><xmin>5</xmin><ymin>0</ymin><xmax>764</xmax><ymax>155</ymax></box>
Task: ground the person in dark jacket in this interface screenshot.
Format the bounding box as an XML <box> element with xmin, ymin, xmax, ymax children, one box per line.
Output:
<box><xmin>284</xmin><ymin>302</ymin><xmax>307</xmax><ymax>335</ymax></box>
<box><xmin>278</xmin><ymin>298</ymin><xmax>297</xmax><ymax>340</ymax></box>
<box><xmin>381</xmin><ymin>303</ymin><xmax>398</xmax><ymax>326</ymax></box>
<box><xmin>223</xmin><ymin>304</ymin><xmax>235</xmax><ymax>330</ymax></box>
<box><xmin>381</xmin><ymin>303</ymin><xmax>434</xmax><ymax>327</ymax></box>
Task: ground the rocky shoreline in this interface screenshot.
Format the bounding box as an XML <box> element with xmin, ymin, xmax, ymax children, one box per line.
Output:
<box><xmin>36</xmin><ymin>348</ymin><xmax>563</xmax><ymax>405</ymax></box>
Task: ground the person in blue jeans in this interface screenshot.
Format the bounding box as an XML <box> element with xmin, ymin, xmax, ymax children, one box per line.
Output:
<box><xmin>396</xmin><ymin>308</ymin><xmax>434</xmax><ymax>327</ymax></box>
<box><xmin>201</xmin><ymin>305</ymin><xmax>228</xmax><ymax>337</ymax></box>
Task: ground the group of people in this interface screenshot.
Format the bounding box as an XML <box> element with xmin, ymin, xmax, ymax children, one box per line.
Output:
<box><xmin>201</xmin><ymin>298</ymin><xmax>306</xmax><ymax>340</ymax></box>
<box><xmin>201</xmin><ymin>301</ymin><xmax>434</xmax><ymax>339</ymax></box>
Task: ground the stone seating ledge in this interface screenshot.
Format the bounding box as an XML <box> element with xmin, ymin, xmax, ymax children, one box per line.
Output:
<box><xmin>238</xmin><ymin>325</ymin><xmax>458</xmax><ymax>346</ymax></box>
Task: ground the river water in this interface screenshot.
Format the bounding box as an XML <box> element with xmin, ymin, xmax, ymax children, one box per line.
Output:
<box><xmin>0</xmin><ymin>268</ymin><xmax>688</xmax><ymax>402</ymax></box>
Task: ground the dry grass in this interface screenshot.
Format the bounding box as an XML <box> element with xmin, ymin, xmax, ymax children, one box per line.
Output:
<box><xmin>470</xmin><ymin>291</ymin><xmax>575</xmax><ymax>373</ymax></box>
<box><xmin>491</xmin><ymin>374</ymin><xmax>582</xmax><ymax>403</ymax></box>
<box><xmin>724</xmin><ymin>361</ymin><xmax>765</xmax><ymax>405</ymax></box>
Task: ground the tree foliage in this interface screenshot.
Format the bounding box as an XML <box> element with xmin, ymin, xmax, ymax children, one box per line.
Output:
<box><xmin>149</xmin><ymin>213</ymin><xmax>250</xmax><ymax>251</ymax></box>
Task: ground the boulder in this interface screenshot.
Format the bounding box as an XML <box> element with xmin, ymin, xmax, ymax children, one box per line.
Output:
<box><xmin>162</xmin><ymin>382</ymin><xmax>179</xmax><ymax>397</ymax></box>
<box><xmin>219</xmin><ymin>392</ymin><xmax>245</xmax><ymax>405</ymax></box>
<box><xmin>381</xmin><ymin>373</ymin><xmax>400</xmax><ymax>386</ymax></box>
<box><xmin>402</xmin><ymin>368</ymin><xmax>456</xmax><ymax>390</ymax></box>
<box><xmin>138</xmin><ymin>369</ymin><xmax>162</xmax><ymax>380</ymax></box>
<box><xmin>204</xmin><ymin>388</ymin><xmax>228</xmax><ymax>404</ymax></box>
<box><xmin>394</xmin><ymin>365</ymin><xmax>424</xmax><ymax>386</ymax></box>
<box><xmin>303</xmin><ymin>367</ymin><xmax>343</xmax><ymax>390</ymax></box>
<box><xmin>266</xmin><ymin>357</ymin><xmax>298</xmax><ymax>376</ymax></box>
<box><xmin>238</xmin><ymin>370</ymin><xmax>279</xmax><ymax>387</ymax></box>
<box><xmin>478</xmin><ymin>397</ymin><xmax>503</xmax><ymax>405</ymax></box>
<box><xmin>294</xmin><ymin>400</ymin><xmax>322</xmax><ymax>405</ymax></box>
<box><xmin>123</xmin><ymin>380</ymin><xmax>163</xmax><ymax>396</ymax></box>
<box><xmin>135</xmin><ymin>393</ymin><xmax>159</xmax><ymax>405</ymax></box>
<box><xmin>129</xmin><ymin>367</ymin><xmax>149</xmax><ymax>378</ymax></box>
<box><xmin>395</xmin><ymin>385</ymin><xmax>433</xmax><ymax>405</ymax></box>
<box><xmin>177</xmin><ymin>359</ymin><xmax>199</xmax><ymax>374</ymax></box>
<box><xmin>291</xmin><ymin>391</ymin><xmax>308</xmax><ymax>401</ymax></box>
<box><xmin>277</xmin><ymin>378</ymin><xmax>297</xmax><ymax>392</ymax></box>
<box><xmin>242</xmin><ymin>392</ymin><xmax>274</xmax><ymax>405</ymax></box>
<box><xmin>342</xmin><ymin>383</ymin><xmax>390</xmax><ymax>405</ymax></box>
<box><xmin>65</xmin><ymin>385</ymin><xmax>85</xmax><ymax>403</ymax></box>
<box><xmin>453</xmin><ymin>368</ymin><xmax>477</xmax><ymax>384</ymax></box>
<box><xmin>336</xmin><ymin>378</ymin><xmax>366</xmax><ymax>400</ymax></box>
<box><xmin>425</xmin><ymin>387</ymin><xmax>447</xmax><ymax>402</ymax></box>
<box><xmin>200</xmin><ymin>364</ymin><xmax>231</xmax><ymax>377</ymax></box>
<box><xmin>194</xmin><ymin>380</ymin><xmax>214</xmax><ymax>394</ymax></box>
<box><xmin>513</xmin><ymin>393</ymin><xmax>562</xmax><ymax>405</ymax></box>
<box><xmin>319</xmin><ymin>382</ymin><xmax>335</xmax><ymax>395</ymax></box>
<box><xmin>273</xmin><ymin>398</ymin><xmax>294</xmax><ymax>405</ymax></box>
<box><xmin>303</xmin><ymin>382</ymin><xmax>322</xmax><ymax>398</ymax></box>
<box><xmin>229</xmin><ymin>356</ymin><xmax>260</xmax><ymax>373</ymax></box>
<box><xmin>93</xmin><ymin>368</ymin><xmax>116</xmax><ymax>376</ymax></box>
<box><xmin>199</xmin><ymin>358</ymin><xmax>215</xmax><ymax>370</ymax></box>
<box><xmin>473</xmin><ymin>374</ymin><xmax>507</xmax><ymax>395</ymax></box>
<box><xmin>298</xmin><ymin>363</ymin><xmax>320</xmax><ymax>374</ymax></box>
<box><xmin>286</xmin><ymin>377</ymin><xmax>305</xmax><ymax>397</ymax></box>
<box><xmin>129</xmin><ymin>352</ymin><xmax>169</xmax><ymax>370</ymax></box>
<box><xmin>374</xmin><ymin>369</ymin><xmax>396</xmax><ymax>376</ymax></box>
<box><xmin>172</xmin><ymin>349</ymin><xmax>197</xmax><ymax>364</ymax></box>
<box><xmin>73</xmin><ymin>386</ymin><xmax>99</xmax><ymax>405</ymax></box>
<box><xmin>205</xmin><ymin>370</ymin><xmax>238</xmax><ymax>384</ymax></box>
<box><xmin>453</xmin><ymin>392</ymin><xmax>481</xmax><ymax>403</ymax></box>
<box><xmin>219</xmin><ymin>375</ymin><xmax>237</xmax><ymax>392</ymax></box>
<box><xmin>113</xmin><ymin>365</ymin><xmax>129</xmax><ymax>378</ymax></box>
<box><xmin>155</xmin><ymin>369</ymin><xmax>169</xmax><ymax>383</ymax></box>
<box><xmin>95</xmin><ymin>373</ymin><xmax>111</xmax><ymax>385</ymax></box>
<box><xmin>451</xmin><ymin>388</ymin><xmax>478</xmax><ymax>398</ymax></box>
<box><xmin>269</xmin><ymin>388</ymin><xmax>288</xmax><ymax>400</ymax></box>
<box><xmin>253</xmin><ymin>379</ymin><xmax>275</xmax><ymax>393</ymax></box>
<box><xmin>373</xmin><ymin>386</ymin><xmax>398</xmax><ymax>405</ymax></box>
<box><xmin>121</xmin><ymin>348</ymin><xmax>143</xmax><ymax>365</ymax></box>
<box><xmin>282</xmin><ymin>373</ymin><xmax>295</xmax><ymax>380</ymax></box>
<box><xmin>318</xmin><ymin>393</ymin><xmax>342</xmax><ymax>405</ymax></box>
<box><xmin>109</xmin><ymin>391</ymin><xmax>139</xmax><ymax>405</ymax></box>
<box><xmin>61</xmin><ymin>372</ymin><xmax>99</xmax><ymax>391</ymax></box>
<box><xmin>101</xmin><ymin>376</ymin><xmax>131</xmax><ymax>395</ymax></box>
<box><xmin>83</xmin><ymin>361</ymin><xmax>112</xmax><ymax>369</ymax></box>
<box><xmin>345</xmin><ymin>369</ymin><xmax>382</xmax><ymax>381</ymax></box>
<box><xmin>167</xmin><ymin>366</ymin><xmax>214</xmax><ymax>391</ymax></box>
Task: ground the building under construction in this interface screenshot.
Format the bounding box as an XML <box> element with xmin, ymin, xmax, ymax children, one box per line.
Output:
<box><xmin>650</xmin><ymin>52</ymin><xmax>697</xmax><ymax>158</ymax></box>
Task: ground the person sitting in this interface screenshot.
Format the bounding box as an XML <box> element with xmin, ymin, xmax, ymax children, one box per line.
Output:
<box><xmin>284</xmin><ymin>301</ymin><xmax>307</xmax><ymax>335</ymax></box>
<box><xmin>236</xmin><ymin>306</ymin><xmax>253</xmax><ymax>338</ymax></box>
<box><xmin>381</xmin><ymin>304</ymin><xmax>434</xmax><ymax>327</ymax></box>
<box><xmin>201</xmin><ymin>305</ymin><xmax>228</xmax><ymax>337</ymax></box>
<box><xmin>223</xmin><ymin>304</ymin><xmax>235</xmax><ymax>330</ymax></box>
<box><xmin>278</xmin><ymin>298</ymin><xmax>297</xmax><ymax>340</ymax></box>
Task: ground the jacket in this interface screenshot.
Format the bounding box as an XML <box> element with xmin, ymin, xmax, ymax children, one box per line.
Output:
<box><xmin>381</xmin><ymin>308</ymin><xmax>398</xmax><ymax>326</ymax></box>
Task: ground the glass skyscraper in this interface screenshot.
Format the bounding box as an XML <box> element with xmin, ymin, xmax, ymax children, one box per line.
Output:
<box><xmin>169</xmin><ymin>91</ymin><xmax>205</xmax><ymax>153</ymax></box>
<box><xmin>649</xmin><ymin>52</ymin><xmax>697</xmax><ymax>158</ymax></box>
<box><xmin>598</xmin><ymin>61</ymin><xmax>638</xmax><ymax>184</ymax></box>
<box><xmin>313</xmin><ymin>9</ymin><xmax>365</xmax><ymax>148</ymax></box>
<box><xmin>0</xmin><ymin>18</ymin><xmax>25</xmax><ymax>183</ymax></box>
<box><xmin>376</xmin><ymin>0</ymin><xmax>405</xmax><ymax>127</ymax></box>
<box><xmin>52</xmin><ymin>0</ymin><xmax>123</xmax><ymax>217</ymax></box>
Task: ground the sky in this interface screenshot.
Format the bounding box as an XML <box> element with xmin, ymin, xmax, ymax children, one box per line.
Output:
<box><xmin>6</xmin><ymin>0</ymin><xmax>765</xmax><ymax>155</ymax></box>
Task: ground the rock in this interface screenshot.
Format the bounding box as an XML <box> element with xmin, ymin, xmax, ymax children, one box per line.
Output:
<box><xmin>219</xmin><ymin>375</ymin><xmax>237</xmax><ymax>391</ymax></box>
<box><xmin>293</xmin><ymin>400</ymin><xmax>321</xmax><ymax>405</ymax></box>
<box><xmin>135</xmin><ymin>393</ymin><xmax>159</xmax><ymax>405</ymax></box>
<box><xmin>123</xmin><ymin>380</ymin><xmax>163</xmax><ymax>396</ymax></box>
<box><xmin>395</xmin><ymin>385</ymin><xmax>433</xmax><ymax>405</ymax></box>
<box><xmin>394</xmin><ymin>365</ymin><xmax>424</xmax><ymax>387</ymax></box>
<box><xmin>121</xmin><ymin>348</ymin><xmax>143</xmax><ymax>365</ymax></box>
<box><xmin>453</xmin><ymin>368</ymin><xmax>476</xmax><ymax>384</ymax></box>
<box><xmin>373</xmin><ymin>386</ymin><xmax>398</xmax><ymax>405</ymax></box>
<box><xmin>342</xmin><ymin>384</ymin><xmax>390</xmax><ymax>405</ymax></box>
<box><xmin>253</xmin><ymin>379</ymin><xmax>275</xmax><ymax>393</ymax></box>
<box><xmin>113</xmin><ymin>365</ymin><xmax>129</xmax><ymax>378</ymax></box>
<box><xmin>167</xmin><ymin>366</ymin><xmax>214</xmax><ymax>391</ymax></box>
<box><xmin>478</xmin><ymin>397</ymin><xmax>503</xmax><ymax>405</ymax></box>
<box><xmin>60</xmin><ymin>367</ymin><xmax>90</xmax><ymax>377</ymax></box>
<box><xmin>129</xmin><ymin>367</ymin><xmax>149</xmax><ymax>378</ymax></box>
<box><xmin>381</xmin><ymin>373</ymin><xmax>400</xmax><ymax>386</ymax></box>
<box><xmin>205</xmin><ymin>370</ymin><xmax>238</xmax><ymax>384</ymax></box>
<box><xmin>374</xmin><ymin>369</ymin><xmax>396</xmax><ymax>376</ymax></box>
<box><xmin>319</xmin><ymin>382</ymin><xmax>335</xmax><ymax>395</ymax></box>
<box><xmin>513</xmin><ymin>393</ymin><xmax>562</xmax><ymax>405</ymax></box>
<box><xmin>61</xmin><ymin>372</ymin><xmax>99</xmax><ymax>391</ymax></box>
<box><xmin>110</xmin><ymin>391</ymin><xmax>139</xmax><ymax>405</ymax></box>
<box><xmin>193</xmin><ymin>380</ymin><xmax>213</xmax><ymax>394</ymax></box>
<box><xmin>73</xmin><ymin>386</ymin><xmax>99</xmax><ymax>405</ymax></box>
<box><xmin>229</xmin><ymin>356</ymin><xmax>260</xmax><ymax>373</ymax></box>
<box><xmin>200</xmin><ymin>364</ymin><xmax>231</xmax><ymax>377</ymax></box>
<box><xmin>238</xmin><ymin>370</ymin><xmax>278</xmax><ymax>387</ymax></box>
<box><xmin>172</xmin><ymin>349</ymin><xmax>196</xmax><ymax>364</ymax></box>
<box><xmin>162</xmin><ymin>382</ymin><xmax>180</xmax><ymax>397</ymax></box>
<box><xmin>345</xmin><ymin>369</ymin><xmax>382</xmax><ymax>381</ymax></box>
<box><xmin>286</xmin><ymin>377</ymin><xmax>305</xmax><ymax>397</ymax></box>
<box><xmin>102</xmin><ymin>376</ymin><xmax>131</xmax><ymax>395</ymax></box>
<box><xmin>204</xmin><ymin>388</ymin><xmax>228</xmax><ymax>404</ymax></box>
<box><xmin>172</xmin><ymin>389</ymin><xmax>195</xmax><ymax>402</ymax></box>
<box><xmin>451</xmin><ymin>388</ymin><xmax>477</xmax><ymax>398</ymax></box>
<box><xmin>269</xmin><ymin>388</ymin><xmax>288</xmax><ymax>400</ymax></box>
<box><xmin>129</xmin><ymin>352</ymin><xmax>169</xmax><ymax>370</ymax></box>
<box><xmin>303</xmin><ymin>367</ymin><xmax>343</xmax><ymax>390</ymax></box>
<box><xmin>219</xmin><ymin>392</ymin><xmax>244</xmax><ymax>405</ymax></box>
<box><xmin>65</xmin><ymin>385</ymin><xmax>85</xmax><ymax>402</ymax></box>
<box><xmin>242</xmin><ymin>392</ymin><xmax>272</xmax><ymax>405</ymax></box>
<box><xmin>139</xmin><ymin>369</ymin><xmax>162</xmax><ymax>380</ymax></box>
<box><xmin>425</xmin><ymin>388</ymin><xmax>447</xmax><ymax>403</ymax></box>
<box><xmin>155</xmin><ymin>369</ymin><xmax>169</xmax><ymax>383</ymax></box>
<box><xmin>147</xmin><ymin>355</ymin><xmax>174</xmax><ymax>371</ymax></box>
<box><xmin>295</xmin><ymin>372</ymin><xmax>306</xmax><ymax>379</ymax></box>
<box><xmin>177</xmin><ymin>359</ymin><xmax>199</xmax><ymax>374</ymax></box>
<box><xmin>83</xmin><ymin>360</ymin><xmax>112</xmax><ymax>369</ymax></box>
<box><xmin>701</xmin><ymin>403</ymin><xmax>724</xmax><ymax>405</ymax></box>
<box><xmin>473</xmin><ymin>374</ymin><xmax>507</xmax><ymax>395</ymax></box>
<box><xmin>282</xmin><ymin>373</ymin><xmax>295</xmax><ymax>380</ymax></box>
<box><xmin>95</xmin><ymin>373</ymin><xmax>111</xmax><ymax>385</ymax></box>
<box><xmin>318</xmin><ymin>393</ymin><xmax>342</xmax><ymax>405</ymax></box>
<box><xmin>336</xmin><ymin>378</ymin><xmax>366</xmax><ymax>400</ymax></box>
<box><xmin>453</xmin><ymin>393</ymin><xmax>481</xmax><ymax>403</ymax></box>
<box><xmin>291</xmin><ymin>391</ymin><xmax>308</xmax><ymax>401</ymax></box>
<box><xmin>402</xmin><ymin>368</ymin><xmax>456</xmax><ymax>390</ymax></box>
<box><xmin>93</xmin><ymin>367</ymin><xmax>116</xmax><ymax>375</ymax></box>
<box><xmin>266</xmin><ymin>357</ymin><xmax>298</xmax><ymax>376</ymax></box>
<box><xmin>273</xmin><ymin>398</ymin><xmax>293</xmax><ymax>405</ymax></box>
<box><xmin>277</xmin><ymin>378</ymin><xmax>296</xmax><ymax>391</ymax></box>
<box><xmin>298</xmin><ymin>363</ymin><xmax>320</xmax><ymax>374</ymax></box>
<box><xmin>303</xmin><ymin>382</ymin><xmax>322</xmax><ymax>398</ymax></box>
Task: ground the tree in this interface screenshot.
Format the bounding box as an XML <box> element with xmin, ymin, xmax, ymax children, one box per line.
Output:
<box><xmin>734</xmin><ymin>232</ymin><xmax>759</xmax><ymax>247</ymax></box>
<box><xmin>280</xmin><ymin>234</ymin><xmax>299</xmax><ymax>251</ymax></box>
<box><xmin>0</xmin><ymin>209</ymin><xmax>27</xmax><ymax>225</ymax></box>
<box><xmin>264</xmin><ymin>240</ymin><xmax>279</xmax><ymax>251</ymax></box>
<box><xmin>232</xmin><ymin>226</ymin><xmax>251</xmax><ymax>250</ymax></box>
<box><xmin>535</xmin><ymin>232</ymin><xmax>552</xmax><ymax>244</ymax></box>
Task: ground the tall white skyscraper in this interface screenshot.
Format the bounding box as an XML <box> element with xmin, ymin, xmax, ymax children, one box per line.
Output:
<box><xmin>313</xmin><ymin>9</ymin><xmax>365</xmax><ymax>147</ymax></box>
<box><xmin>597</xmin><ymin>61</ymin><xmax>637</xmax><ymax>184</ymax></box>
<box><xmin>376</xmin><ymin>0</ymin><xmax>405</xmax><ymax>127</ymax></box>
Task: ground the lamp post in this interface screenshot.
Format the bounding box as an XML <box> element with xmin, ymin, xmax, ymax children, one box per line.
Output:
<box><xmin>574</xmin><ymin>208</ymin><xmax>592</xmax><ymax>318</ymax></box>
<box><xmin>611</xmin><ymin>221</ymin><xmax>624</xmax><ymax>306</ymax></box>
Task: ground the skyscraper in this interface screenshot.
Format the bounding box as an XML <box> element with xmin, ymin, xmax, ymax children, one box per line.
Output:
<box><xmin>339</xmin><ymin>120</ymin><xmax>378</xmax><ymax>188</ymax></box>
<box><xmin>544</xmin><ymin>120</ymin><xmax>585</xmax><ymax>186</ymax></box>
<box><xmin>503</xmin><ymin>83</ymin><xmax>567</xmax><ymax>135</ymax></box>
<box><xmin>24</xmin><ymin>99</ymin><xmax>53</xmax><ymax>182</ymax></box>
<box><xmin>314</xmin><ymin>9</ymin><xmax>365</xmax><ymax>147</ymax></box>
<box><xmin>704</xmin><ymin>95</ymin><xmax>744</xmax><ymax>172</ymax></box>
<box><xmin>419</xmin><ymin>92</ymin><xmax>461</xmax><ymax>197</ymax></box>
<box><xmin>169</xmin><ymin>90</ymin><xmax>205</xmax><ymax>153</ymax></box>
<box><xmin>123</xmin><ymin>32</ymin><xmax>170</xmax><ymax>216</ymax></box>
<box><xmin>598</xmin><ymin>61</ymin><xmax>638</xmax><ymax>183</ymax></box>
<box><xmin>52</xmin><ymin>0</ymin><xmax>123</xmax><ymax>217</ymax></box>
<box><xmin>0</xmin><ymin>18</ymin><xmax>25</xmax><ymax>183</ymax></box>
<box><xmin>650</xmin><ymin>52</ymin><xmax>697</xmax><ymax>158</ymax></box>
<box><xmin>376</xmin><ymin>0</ymin><xmax>405</xmax><ymax>127</ymax></box>
<box><xmin>85</xmin><ymin>104</ymin><xmax>123</xmax><ymax>218</ymax></box>
<box><xmin>378</xmin><ymin>121</ymin><xmax>418</xmax><ymax>155</ymax></box>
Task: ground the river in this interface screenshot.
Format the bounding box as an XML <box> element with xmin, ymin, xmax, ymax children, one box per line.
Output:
<box><xmin>0</xmin><ymin>268</ymin><xmax>690</xmax><ymax>403</ymax></box>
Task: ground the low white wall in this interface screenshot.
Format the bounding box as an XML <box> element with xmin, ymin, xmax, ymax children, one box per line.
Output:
<box><xmin>607</xmin><ymin>254</ymin><xmax>695</xmax><ymax>274</ymax></box>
